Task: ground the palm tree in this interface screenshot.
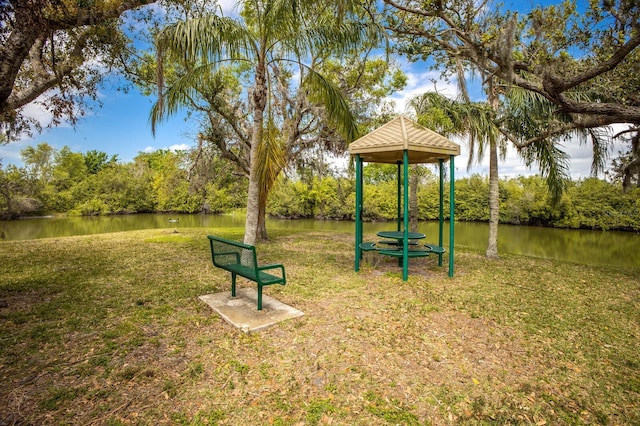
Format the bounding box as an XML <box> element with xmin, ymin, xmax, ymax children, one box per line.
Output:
<box><xmin>410</xmin><ymin>81</ymin><xmax>606</xmax><ymax>258</ymax></box>
<box><xmin>409</xmin><ymin>89</ymin><xmax>504</xmax><ymax>257</ymax></box>
<box><xmin>151</xmin><ymin>0</ymin><xmax>367</xmax><ymax>245</ymax></box>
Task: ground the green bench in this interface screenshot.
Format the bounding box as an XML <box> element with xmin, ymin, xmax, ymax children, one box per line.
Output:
<box><xmin>208</xmin><ymin>235</ymin><xmax>286</xmax><ymax>310</ymax></box>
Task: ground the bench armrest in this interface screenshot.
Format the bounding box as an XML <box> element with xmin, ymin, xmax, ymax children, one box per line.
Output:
<box><xmin>258</xmin><ymin>264</ymin><xmax>286</xmax><ymax>280</ymax></box>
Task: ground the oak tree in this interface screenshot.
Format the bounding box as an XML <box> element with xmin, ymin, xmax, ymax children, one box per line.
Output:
<box><xmin>0</xmin><ymin>0</ymin><xmax>157</xmax><ymax>140</ymax></box>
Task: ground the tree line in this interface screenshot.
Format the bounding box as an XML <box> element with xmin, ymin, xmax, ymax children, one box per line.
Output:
<box><xmin>2</xmin><ymin>144</ymin><xmax>638</xmax><ymax>232</ymax></box>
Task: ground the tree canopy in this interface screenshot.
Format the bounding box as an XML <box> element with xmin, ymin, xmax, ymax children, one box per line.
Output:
<box><xmin>0</xmin><ymin>0</ymin><xmax>157</xmax><ymax>140</ymax></box>
<box><xmin>381</xmin><ymin>0</ymin><xmax>640</xmax><ymax>185</ymax></box>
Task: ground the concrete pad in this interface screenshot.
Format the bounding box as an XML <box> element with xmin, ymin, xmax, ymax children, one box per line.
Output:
<box><xmin>199</xmin><ymin>288</ymin><xmax>304</xmax><ymax>333</ymax></box>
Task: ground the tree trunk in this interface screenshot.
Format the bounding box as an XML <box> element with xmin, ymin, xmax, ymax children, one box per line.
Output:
<box><xmin>486</xmin><ymin>80</ymin><xmax>500</xmax><ymax>258</ymax></box>
<box><xmin>409</xmin><ymin>165</ymin><xmax>419</xmax><ymax>232</ymax></box>
<box><xmin>257</xmin><ymin>195</ymin><xmax>268</xmax><ymax>241</ymax></box>
<box><xmin>486</xmin><ymin>138</ymin><xmax>499</xmax><ymax>258</ymax></box>
<box><xmin>244</xmin><ymin>170</ymin><xmax>261</xmax><ymax>245</ymax></box>
<box><xmin>243</xmin><ymin>59</ymin><xmax>267</xmax><ymax>246</ymax></box>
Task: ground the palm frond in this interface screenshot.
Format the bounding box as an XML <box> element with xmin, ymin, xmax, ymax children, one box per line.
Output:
<box><xmin>305</xmin><ymin>19</ymin><xmax>378</xmax><ymax>56</ymax></box>
<box><xmin>462</xmin><ymin>103</ymin><xmax>499</xmax><ymax>168</ymax></box>
<box><xmin>502</xmin><ymin>89</ymin><xmax>552</xmax><ymax>137</ymax></box>
<box><xmin>150</xmin><ymin>64</ymin><xmax>215</xmax><ymax>134</ymax></box>
<box><xmin>520</xmin><ymin>140</ymin><xmax>571</xmax><ymax>203</ymax></box>
<box><xmin>303</xmin><ymin>69</ymin><xmax>360</xmax><ymax>142</ymax></box>
<box><xmin>255</xmin><ymin>117</ymin><xmax>287</xmax><ymax>204</ymax></box>
<box><xmin>154</xmin><ymin>15</ymin><xmax>253</xmax><ymax>131</ymax></box>
<box><xmin>256</xmin><ymin>0</ymin><xmax>301</xmax><ymax>46</ymax></box>
<box><xmin>156</xmin><ymin>15</ymin><xmax>251</xmax><ymax>64</ymax></box>
<box><xmin>588</xmin><ymin>127</ymin><xmax>610</xmax><ymax>176</ymax></box>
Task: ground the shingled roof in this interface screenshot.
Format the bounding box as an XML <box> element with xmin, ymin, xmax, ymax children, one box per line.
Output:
<box><xmin>349</xmin><ymin>115</ymin><xmax>460</xmax><ymax>164</ymax></box>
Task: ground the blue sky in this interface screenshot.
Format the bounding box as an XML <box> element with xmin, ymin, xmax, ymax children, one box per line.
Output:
<box><xmin>0</xmin><ymin>85</ymin><xmax>193</xmax><ymax>166</ymax></box>
<box><xmin>0</xmin><ymin>0</ymin><xmax>623</xmax><ymax>179</ymax></box>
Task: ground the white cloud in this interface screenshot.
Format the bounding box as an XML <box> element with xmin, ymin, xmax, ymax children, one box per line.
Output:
<box><xmin>218</xmin><ymin>0</ymin><xmax>239</xmax><ymax>15</ymax></box>
<box><xmin>141</xmin><ymin>143</ymin><xmax>191</xmax><ymax>154</ymax></box>
<box><xmin>390</xmin><ymin>68</ymin><xmax>458</xmax><ymax>114</ymax></box>
<box><xmin>0</xmin><ymin>140</ymin><xmax>31</xmax><ymax>165</ymax></box>
<box><xmin>21</xmin><ymin>100</ymin><xmax>76</xmax><ymax>132</ymax></box>
<box><xmin>168</xmin><ymin>143</ymin><xmax>190</xmax><ymax>152</ymax></box>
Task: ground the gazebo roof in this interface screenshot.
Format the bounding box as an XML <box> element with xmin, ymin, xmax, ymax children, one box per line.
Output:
<box><xmin>349</xmin><ymin>115</ymin><xmax>460</xmax><ymax>164</ymax></box>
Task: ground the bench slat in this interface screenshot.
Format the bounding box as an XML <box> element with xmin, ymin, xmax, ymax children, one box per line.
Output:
<box><xmin>378</xmin><ymin>249</ymin><xmax>430</xmax><ymax>258</ymax></box>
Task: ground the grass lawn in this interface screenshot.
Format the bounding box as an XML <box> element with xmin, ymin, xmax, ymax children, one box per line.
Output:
<box><xmin>0</xmin><ymin>228</ymin><xmax>638</xmax><ymax>425</ymax></box>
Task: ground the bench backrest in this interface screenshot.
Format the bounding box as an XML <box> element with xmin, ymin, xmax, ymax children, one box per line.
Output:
<box><xmin>208</xmin><ymin>235</ymin><xmax>257</xmax><ymax>271</ymax></box>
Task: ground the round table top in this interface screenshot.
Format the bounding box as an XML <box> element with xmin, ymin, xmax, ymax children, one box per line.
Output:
<box><xmin>376</xmin><ymin>231</ymin><xmax>425</xmax><ymax>239</ymax></box>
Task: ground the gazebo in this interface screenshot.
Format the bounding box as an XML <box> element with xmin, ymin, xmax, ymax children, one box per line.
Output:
<box><xmin>349</xmin><ymin>115</ymin><xmax>460</xmax><ymax>281</ymax></box>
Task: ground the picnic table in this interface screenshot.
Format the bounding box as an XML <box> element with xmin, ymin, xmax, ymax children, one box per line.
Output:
<box><xmin>359</xmin><ymin>230</ymin><xmax>445</xmax><ymax>263</ymax></box>
<box><xmin>378</xmin><ymin>231</ymin><xmax>429</xmax><ymax>260</ymax></box>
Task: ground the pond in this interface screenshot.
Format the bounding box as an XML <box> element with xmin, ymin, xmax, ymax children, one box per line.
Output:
<box><xmin>1</xmin><ymin>213</ymin><xmax>638</xmax><ymax>268</ymax></box>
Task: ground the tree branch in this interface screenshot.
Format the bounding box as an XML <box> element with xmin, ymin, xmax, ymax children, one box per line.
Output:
<box><xmin>1</xmin><ymin>0</ymin><xmax>157</xmax><ymax>125</ymax></box>
<box><xmin>547</xmin><ymin>32</ymin><xmax>640</xmax><ymax>93</ymax></box>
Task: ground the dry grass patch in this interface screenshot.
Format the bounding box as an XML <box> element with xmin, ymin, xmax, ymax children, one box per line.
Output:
<box><xmin>1</xmin><ymin>228</ymin><xmax>638</xmax><ymax>425</ymax></box>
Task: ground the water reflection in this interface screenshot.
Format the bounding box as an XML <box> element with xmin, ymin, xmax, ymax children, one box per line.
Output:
<box><xmin>1</xmin><ymin>214</ymin><xmax>638</xmax><ymax>268</ymax></box>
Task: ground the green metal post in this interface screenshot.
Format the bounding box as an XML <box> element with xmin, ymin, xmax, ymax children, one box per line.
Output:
<box><xmin>396</xmin><ymin>161</ymin><xmax>402</xmax><ymax>232</ymax></box>
<box><xmin>449</xmin><ymin>155</ymin><xmax>455</xmax><ymax>277</ymax></box>
<box><xmin>402</xmin><ymin>150</ymin><xmax>409</xmax><ymax>281</ymax></box>
<box><xmin>438</xmin><ymin>159</ymin><xmax>444</xmax><ymax>266</ymax></box>
<box><xmin>355</xmin><ymin>155</ymin><xmax>363</xmax><ymax>272</ymax></box>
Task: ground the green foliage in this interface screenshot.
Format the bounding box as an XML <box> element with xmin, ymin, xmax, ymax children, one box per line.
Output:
<box><xmin>20</xmin><ymin>142</ymin><xmax>55</xmax><ymax>206</ymax></box>
<box><xmin>306</xmin><ymin>398</ymin><xmax>338</xmax><ymax>425</ymax></box>
<box><xmin>455</xmin><ymin>175</ymin><xmax>490</xmax><ymax>222</ymax></box>
<box><xmin>1</xmin><ymin>144</ymin><xmax>639</xmax><ymax>231</ymax></box>
<box><xmin>315</xmin><ymin>176</ymin><xmax>355</xmax><ymax>219</ymax></box>
<box><xmin>364</xmin><ymin>391</ymin><xmax>420</xmax><ymax>425</ymax></box>
<box><xmin>0</xmin><ymin>163</ymin><xmax>39</xmax><ymax>219</ymax></box>
<box><xmin>555</xmin><ymin>178</ymin><xmax>640</xmax><ymax>231</ymax></box>
<box><xmin>268</xmin><ymin>175</ymin><xmax>355</xmax><ymax>220</ymax></box>
<box><xmin>362</xmin><ymin>163</ymin><xmax>397</xmax><ymax>184</ymax></box>
<box><xmin>69</xmin><ymin>163</ymin><xmax>155</xmax><ymax>215</ymax></box>
<box><xmin>84</xmin><ymin>150</ymin><xmax>117</xmax><ymax>174</ymax></box>
<box><xmin>363</xmin><ymin>181</ymin><xmax>399</xmax><ymax>221</ymax></box>
<box><xmin>499</xmin><ymin>175</ymin><xmax>554</xmax><ymax>225</ymax></box>
<box><xmin>268</xmin><ymin>178</ymin><xmax>320</xmax><ymax>219</ymax></box>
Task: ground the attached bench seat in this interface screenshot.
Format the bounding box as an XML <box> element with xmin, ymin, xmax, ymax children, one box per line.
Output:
<box><xmin>359</xmin><ymin>242</ymin><xmax>378</xmax><ymax>251</ymax></box>
<box><xmin>424</xmin><ymin>244</ymin><xmax>445</xmax><ymax>254</ymax></box>
<box><xmin>223</xmin><ymin>263</ymin><xmax>286</xmax><ymax>286</ymax></box>
<box><xmin>359</xmin><ymin>241</ymin><xmax>446</xmax><ymax>260</ymax></box>
<box><xmin>378</xmin><ymin>240</ymin><xmax>418</xmax><ymax>246</ymax></box>
<box><xmin>208</xmin><ymin>235</ymin><xmax>286</xmax><ymax>310</ymax></box>
<box><xmin>378</xmin><ymin>248</ymin><xmax>430</xmax><ymax>258</ymax></box>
